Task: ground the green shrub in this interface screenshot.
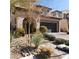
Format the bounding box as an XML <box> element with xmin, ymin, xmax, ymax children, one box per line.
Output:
<box><xmin>65</xmin><ymin>40</ymin><xmax>69</xmax><ymax>46</ymax></box>
<box><xmin>54</xmin><ymin>38</ymin><xmax>66</xmax><ymax>45</ymax></box>
<box><xmin>43</xmin><ymin>33</ymin><xmax>56</xmax><ymax>41</ymax></box>
<box><xmin>32</xmin><ymin>33</ymin><xmax>44</xmax><ymax>48</ymax></box>
<box><xmin>53</xmin><ymin>38</ymin><xmax>69</xmax><ymax>46</ymax></box>
<box><xmin>14</xmin><ymin>28</ymin><xmax>25</xmax><ymax>38</ymax></box>
<box><xmin>40</xmin><ymin>26</ymin><xmax>48</xmax><ymax>33</ymax></box>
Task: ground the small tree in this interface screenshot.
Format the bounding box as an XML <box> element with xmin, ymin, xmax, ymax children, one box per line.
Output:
<box><xmin>10</xmin><ymin>0</ymin><xmax>42</xmax><ymax>45</ymax></box>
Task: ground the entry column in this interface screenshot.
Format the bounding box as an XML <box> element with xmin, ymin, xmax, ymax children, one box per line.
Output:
<box><xmin>16</xmin><ymin>17</ymin><xmax>24</xmax><ymax>29</ymax></box>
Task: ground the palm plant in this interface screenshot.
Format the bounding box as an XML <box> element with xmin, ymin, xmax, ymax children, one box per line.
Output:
<box><xmin>32</xmin><ymin>33</ymin><xmax>44</xmax><ymax>48</ymax></box>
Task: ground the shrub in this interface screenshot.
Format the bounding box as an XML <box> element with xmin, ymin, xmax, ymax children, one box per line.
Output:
<box><xmin>14</xmin><ymin>28</ymin><xmax>25</xmax><ymax>38</ymax></box>
<box><xmin>43</xmin><ymin>33</ymin><xmax>56</xmax><ymax>41</ymax></box>
<box><xmin>54</xmin><ymin>38</ymin><xmax>66</xmax><ymax>45</ymax></box>
<box><xmin>32</xmin><ymin>33</ymin><xmax>44</xmax><ymax>48</ymax></box>
<box><xmin>53</xmin><ymin>38</ymin><xmax>69</xmax><ymax>46</ymax></box>
<box><xmin>65</xmin><ymin>40</ymin><xmax>69</xmax><ymax>46</ymax></box>
<box><xmin>40</xmin><ymin>26</ymin><xmax>48</xmax><ymax>33</ymax></box>
<box><xmin>36</xmin><ymin>45</ymin><xmax>53</xmax><ymax>59</ymax></box>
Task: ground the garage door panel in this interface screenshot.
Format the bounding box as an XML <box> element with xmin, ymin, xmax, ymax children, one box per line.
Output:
<box><xmin>40</xmin><ymin>22</ymin><xmax>58</xmax><ymax>32</ymax></box>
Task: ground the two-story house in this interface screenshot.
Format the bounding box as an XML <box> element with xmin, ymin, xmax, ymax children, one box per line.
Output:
<box><xmin>10</xmin><ymin>4</ymin><xmax>69</xmax><ymax>33</ymax></box>
<box><xmin>10</xmin><ymin>4</ymin><xmax>52</xmax><ymax>33</ymax></box>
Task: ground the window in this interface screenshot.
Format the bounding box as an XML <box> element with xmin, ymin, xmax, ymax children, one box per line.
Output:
<box><xmin>41</xmin><ymin>9</ymin><xmax>50</xmax><ymax>15</ymax></box>
<box><xmin>53</xmin><ymin>12</ymin><xmax>56</xmax><ymax>16</ymax></box>
<box><xmin>58</xmin><ymin>13</ymin><xmax>62</xmax><ymax>18</ymax></box>
<box><xmin>64</xmin><ymin>14</ymin><xmax>67</xmax><ymax>19</ymax></box>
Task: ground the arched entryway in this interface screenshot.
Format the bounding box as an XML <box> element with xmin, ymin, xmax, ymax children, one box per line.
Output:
<box><xmin>23</xmin><ymin>18</ymin><xmax>36</xmax><ymax>34</ymax></box>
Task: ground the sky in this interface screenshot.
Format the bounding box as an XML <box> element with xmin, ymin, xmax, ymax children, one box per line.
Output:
<box><xmin>37</xmin><ymin>0</ymin><xmax>69</xmax><ymax>11</ymax></box>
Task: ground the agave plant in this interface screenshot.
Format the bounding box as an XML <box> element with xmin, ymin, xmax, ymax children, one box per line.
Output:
<box><xmin>32</xmin><ymin>33</ymin><xmax>44</xmax><ymax>48</ymax></box>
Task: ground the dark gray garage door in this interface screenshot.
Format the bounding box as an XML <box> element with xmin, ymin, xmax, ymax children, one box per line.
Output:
<box><xmin>40</xmin><ymin>22</ymin><xmax>58</xmax><ymax>32</ymax></box>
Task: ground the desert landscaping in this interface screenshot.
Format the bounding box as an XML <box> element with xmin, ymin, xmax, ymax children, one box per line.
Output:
<box><xmin>10</xmin><ymin>0</ymin><xmax>69</xmax><ymax>59</ymax></box>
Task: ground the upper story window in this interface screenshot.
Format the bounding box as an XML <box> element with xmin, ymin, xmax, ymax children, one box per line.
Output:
<box><xmin>52</xmin><ymin>12</ymin><xmax>62</xmax><ymax>18</ymax></box>
<box><xmin>51</xmin><ymin>10</ymin><xmax>62</xmax><ymax>18</ymax></box>
<box><xmin>41</xmin><ymin>9</ymin><xmax>49</xmax><ymax>15</ymax></box>
<box><xmin>58</xmin><ymin>13</ymin><xmax>62</xmax><ymax>18</ymax></box>
<box><xmin>63</xmin><ymin>13</ymin><xmax>69</xmax><ymax>19</ymax></box>
<box><xmin>52</xmin><ymin>12</ymin><xmax>56</xmax><ymax>17</ymax></box>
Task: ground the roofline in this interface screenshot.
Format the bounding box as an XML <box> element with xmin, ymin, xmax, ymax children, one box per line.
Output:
<box><xmin>15</xmin><ymin>4</ymin><xmax>52</xmax><ymax>10</ymax></box>
<box><xmin>40</xmin><ymin>15</ymin><xmax>62</xmax><ymax>20</ymax></box>
<box><xmin>34</xmin><ymin>4</ymin><xmax>52</xmax><ymax>10</ymax></box>
<box><xmin>52</xmin><ymin>10</ymin><xmax>62</xmax><ymax>13</ymax></box>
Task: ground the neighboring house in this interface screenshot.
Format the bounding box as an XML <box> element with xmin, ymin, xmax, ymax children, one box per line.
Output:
<box><xmin>10</xmin><ymin>4</ymin><xmax>69</xmax><ymax>33</ymax></box>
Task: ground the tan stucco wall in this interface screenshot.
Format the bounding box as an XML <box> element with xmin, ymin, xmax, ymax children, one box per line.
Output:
<box><xmin>16</xmin><ymin>17</ymin><xmax>24</xmax><ymax>29</ymax></box>
<box><xmin>15</xmin><ymin>10</ymin><xmax>26</xmax><ymax>18</ymax></box>
<box><xmin>59</xmin><ymin>19</ymin><xmax>68</xmax><ymax>32</ymax></box>
<box><xmin>15</xmin><ymin>9</ymin><xmax>27</xmax><ymax>29</ymax></box>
